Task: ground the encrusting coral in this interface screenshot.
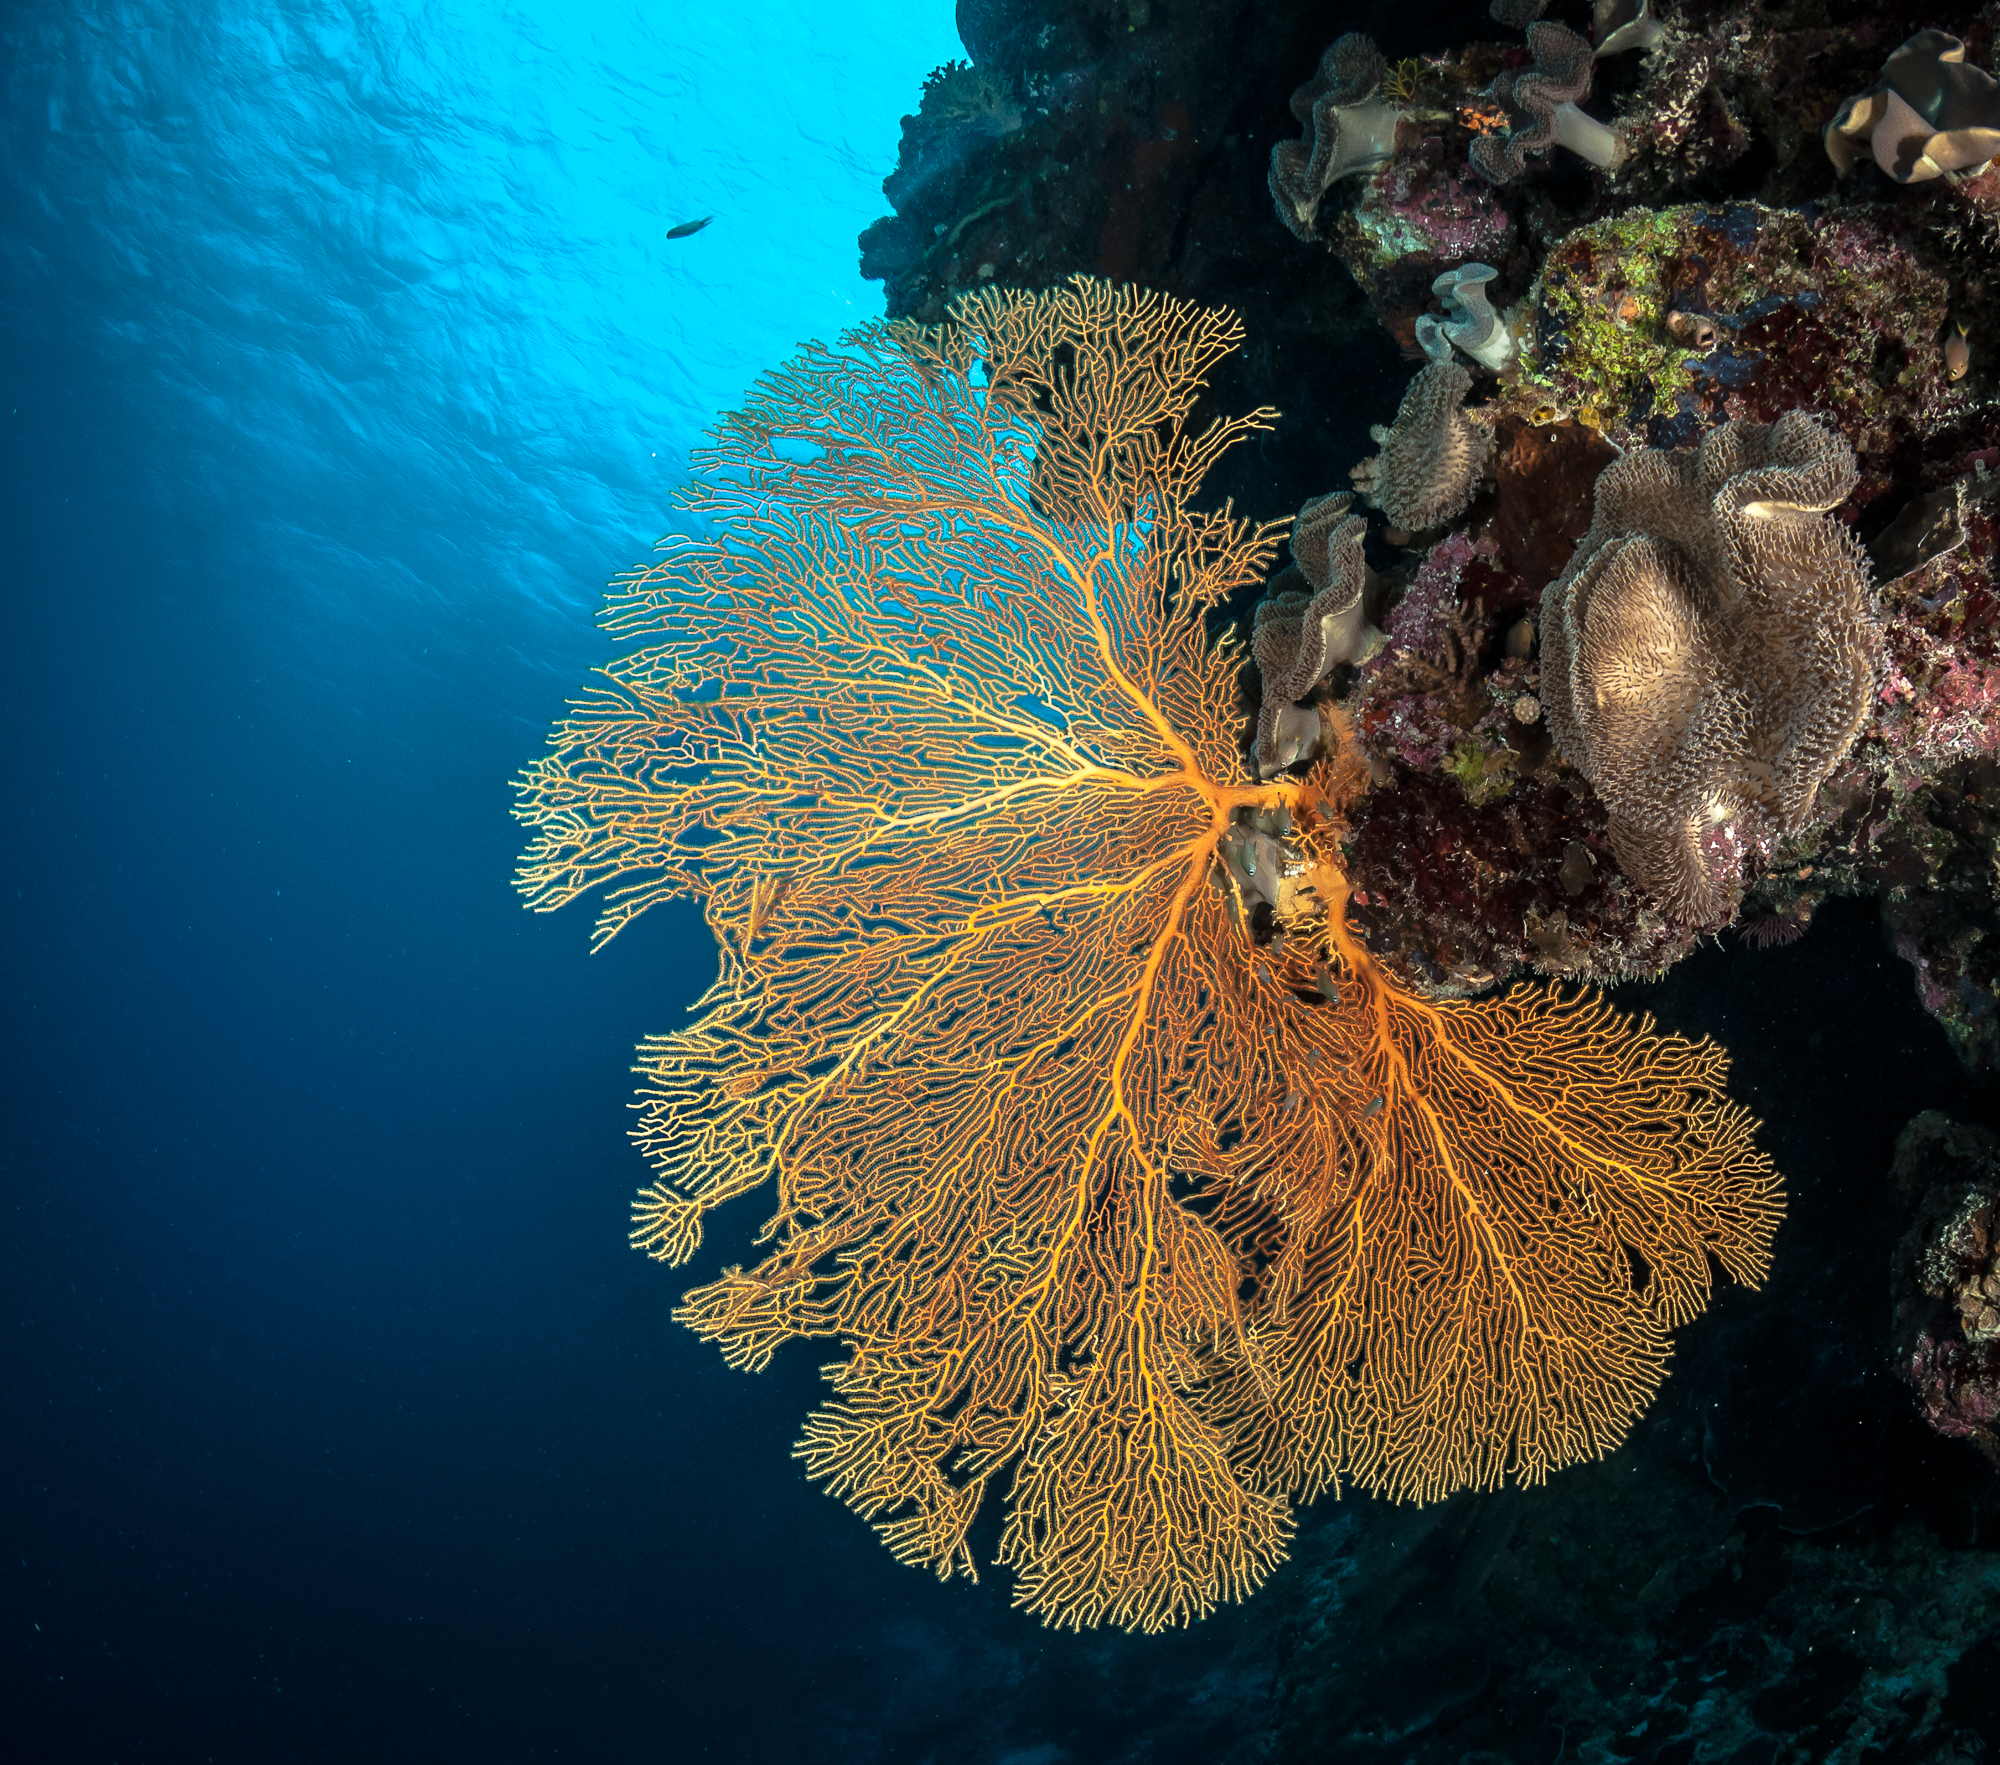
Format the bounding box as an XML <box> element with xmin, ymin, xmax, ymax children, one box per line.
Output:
<box><xmin>1351</xmin><ymin>360</ymin><xmax>1494</xmax><ymax>535</ymax></box>
<box><xmin>1539</xmin><ymin>411</ymin><xmax>1884</xmax><ymax>922</ymax></box>
<box><xmin>516</xmin><ymin>278</ymin><xmax>1782</xmax><ymax>1633</ymax></box>
<box><xmin>1500</xmin><ymin>202</ymin><xmax>1956</xmax><ymax>473</ymax></box>
<box><xmin>1269</xmin><ymin>33</ymin><xmax>1403</xmax><ymax>243</ymax></box>
<box><xmin>1470</xmin><ymin>21</ymin><xmax>1626</xmax><ymax>183</ymax></box>
<box><xmin>1250</xmin><ymin>492</ymin><xmax>1379</xmax><ymax>777</ymax></box>
<box><xmin>1824</xmin><ymin>29</ymin><xmax>2000</xmax><ymax>186</ymax></box>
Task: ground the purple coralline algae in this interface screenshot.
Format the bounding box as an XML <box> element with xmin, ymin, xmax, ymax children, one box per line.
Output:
<box><xmin>1323</xmin><ymin>176</ymin><xmax>1996</xmax><ymax>1028</ymax></box>
<box><xmin>1334</xmin><ymin>137</ymin><xmax>1517</xmax><ymax>353</ymax></box>
<box><xmin>1341</xmin><ymin>524</ymin><xmax>1701</xmax><ymax>992</ymax></box>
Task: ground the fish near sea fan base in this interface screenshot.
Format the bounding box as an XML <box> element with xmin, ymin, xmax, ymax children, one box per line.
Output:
<box><xmin>513</xmin><ymin>277</ymin><xmax>1784</xmax><ymax>1633</ymax></box>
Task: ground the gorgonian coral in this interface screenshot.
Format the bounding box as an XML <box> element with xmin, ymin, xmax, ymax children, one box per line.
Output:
<box><xmin>516</xmin><ymin>277</ymin><xmax>1782</xmax><ymax>1632</ymax></box>
<box><xmin>913</xmin><ymin>58</ymin><xmax>1023</xmax><ymax>140</ymax></box>
<box><xmin>1539</xmin><ymin>410</ymin><xmax>1884</xmax><ymax>923</ymax></box>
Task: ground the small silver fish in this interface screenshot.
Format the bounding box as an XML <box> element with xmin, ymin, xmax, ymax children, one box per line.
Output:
<box><xmin>667</xmin><ymin>215</ymin><xmax>714</xmax><ymax>240</ymax></box>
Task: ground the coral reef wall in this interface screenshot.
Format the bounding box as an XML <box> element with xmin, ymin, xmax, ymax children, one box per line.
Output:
<box><xmin>852</xmin><ymin>0</ymin><xmax>2000</xmax><ymax>1751</ymax></box>
<box><xmin>862</xmin><ymin>1</ymin><xmax>1503</xmax><ymax>515</ymax></box>
<box><xmin>860</xmin><ymin>1</ymin><xmax>1999</xmax><ymax>1021</ymax></box>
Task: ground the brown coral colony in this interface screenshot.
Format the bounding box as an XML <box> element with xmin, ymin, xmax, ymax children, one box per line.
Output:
<box><xmin>1348</xmin><ymin>360</ymin><xmax>1493</xmax><ymax>535</ymax></box>
<box><xmin>1538</xmin><ymin>413</ymin><xmax>1884</xmax><ymax>923</ymax></box>
<box><xmin>1268</xmin><ymin>33</ymin><xmax>1403</xmax><ymax>243</ymax></box>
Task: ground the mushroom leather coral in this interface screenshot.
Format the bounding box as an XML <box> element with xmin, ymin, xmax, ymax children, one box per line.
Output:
<box><xmin>515</xmin><ymin>278</ymin><xmax>1783</xmax><ymax>1633</ymax></box>
<box><xmin>1351</xmin><ymin>360</ymin><xmax>1493</xmax><ymax>533</ymax></box>
<box><xmin>1252</xmin><ymin>491</ymin><xmax>1375</xmax><ymax>775</ymax></box>
<box><xmin>1824</xmin><ymin>30</ymin><xmax>2000</xmax><ymax>185</ymax></box>
<box><xmin>1540</xmin><ymin>411</ymin><xmax>1883</xmax><ymax>923</ymax></box>
<box><xmin>1470</xmin><ymin>20</ymin><xmax>1623</xmax><ymax>182</ymax></box>
<box><xmin>1269</xmin><ymin>33</ymin><xmax>1401</xmax><ymax>242</ymax></box>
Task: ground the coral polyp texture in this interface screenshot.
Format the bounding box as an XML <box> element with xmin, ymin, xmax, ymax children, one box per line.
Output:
<box><xmin>1539</xmin><ymin>411</ymin><xmax>1884</xmax><ymax>923</ymax></box>
<box><xmin>515</xmin><ymin>279</ymin><xmax>1782</xmax><ymax>1631</ymax></box>
<box><xmin>1351</xmin><ymin>359</ymin><xmax>1494</xmax><ymax>534</ymax></box>
<box><xmin>1250</xmin><ymin>492</ymin><xmax>1376</xmax><ymax>776</ymax></box>
<box><xmin>1508</xmin><ymin>203</ymin><xmax>1956</xmax><ymax>466</ymax></box>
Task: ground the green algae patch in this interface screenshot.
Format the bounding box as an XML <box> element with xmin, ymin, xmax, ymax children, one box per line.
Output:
<box><xmin>1513</xmin><ymin>206</ymin><xmax>1703</xmax><ymax>438</ymax></box>
<box><xmin>1446</xmin><ymin>737</ymin><xmax>1517</xmax><ymax>807</ymax></box>
<box><xmin>1502</xmin><ymin>202</ymin><xmax>1954</xmax><ymax>477</ymax></box>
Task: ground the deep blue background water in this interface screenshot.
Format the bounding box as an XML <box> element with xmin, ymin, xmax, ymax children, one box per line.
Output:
<box><xmin>1</xmin><ymin>3</ymin><xmax>1314</xmax><ymax>1759</ymax></box>
<box><xmin>4</xmin><ymin>3</ymin><xmax>1992</xmax><ymax>1762</ymax></box>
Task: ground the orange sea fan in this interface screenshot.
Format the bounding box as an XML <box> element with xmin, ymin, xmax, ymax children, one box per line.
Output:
<box><xmin>513</xmin><ymin>276</ymin><xmax>1782</xmax><ymax>1632</ymax></box>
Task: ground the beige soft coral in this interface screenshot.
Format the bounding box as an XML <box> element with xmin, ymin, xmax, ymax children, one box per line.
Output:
<box><xmin>1539</xmin><ymin>412</ymin><xmax>1883</xmax><ymax>923</ymax></box>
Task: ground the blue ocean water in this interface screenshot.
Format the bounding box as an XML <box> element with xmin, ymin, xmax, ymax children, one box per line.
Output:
<box><xmin>0</xmin><ymin>2</ymin><xmax>1279</xmax><ymax>1758</ymax></box>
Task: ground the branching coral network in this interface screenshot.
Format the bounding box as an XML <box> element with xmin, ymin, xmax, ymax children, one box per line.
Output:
<box><xmin>514</xmin><ymin>277</ymin><xmax>1783</xmax><ymax>1633</ymax></box>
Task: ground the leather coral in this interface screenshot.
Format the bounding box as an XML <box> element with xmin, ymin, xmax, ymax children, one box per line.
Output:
<box><xmin>1470</xmin><ymin>20</ymin><xmax>1626</xmax><ymax>183</ymax></box>
<box><xmin>1251</xmin><ymin>492</ymin><xmax>1380</xmax><ymax>776</ymax></box>
<box><xmin>1416</xmin><ymin>263</ymin><xmax>1515</xmax><ymax>372</ymax></box>
<box><xmin>1539</xmin><ymin>411</ymin><xmax>1884</xmax><ymax>923</ymax></box>
<box><xmin>1350</xmin><ymin>360</ymin><xmax>1493</xmax><ymax>534</ymax></box>
<box><xmin>1824</xmin><ymin>29</ymin><xmax>2000</xmax><ymax>185</ymax></box>
<box><xmin>1269</xmin><ymin>33</ymin><xmax>1402</xmax><ymax>242</ymax></box>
